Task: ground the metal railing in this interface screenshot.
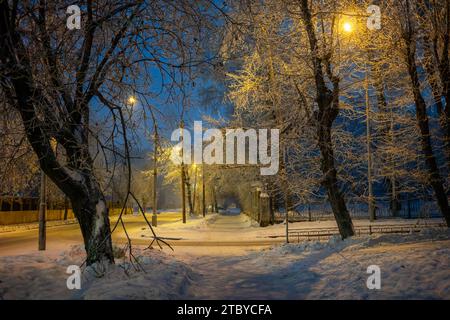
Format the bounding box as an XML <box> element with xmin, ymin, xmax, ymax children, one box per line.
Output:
<box><xmin>272</xmin><ymin>198</ymin><xmax>444</xmax><ymax>223</ymax></box>
<box><xmin>286</xmin><ymin>222</ymin><xmax>447</xmax><ymax>242</ymax></box>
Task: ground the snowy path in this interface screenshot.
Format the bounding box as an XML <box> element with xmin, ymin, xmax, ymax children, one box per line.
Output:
<box><xmin>179</xmin><ymin>237</ymin><xmax>450</xmax><ymax>299</ymax></box>
<box><xmin>148</xmin><ymin>212</ymin><xmax>450</xmax><ymax>299</ymax></box>
<box><xmin>180</xmin><ymin>253</ymin><xmax>303</xmax><ymax>299</ymax></box>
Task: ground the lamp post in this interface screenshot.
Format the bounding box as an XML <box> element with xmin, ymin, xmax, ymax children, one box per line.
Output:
<box><xmin>342</xmin><ymin>18</ymin><xmax>375</xmax><ymax>221</ymax></box>
<box><xmin>202</xmin><ymin>164</ymin><xmax>206</xmax><ymax>217</ymax></box>
<box><xmin>212</xmin><ymin>176</ymin><xmax>220</xmax><ymax>213</ymax></box>
<box><xmin>180</xmin><ymin>121</ymin><xmax>187</xmax><ymax>223</ymax></box>
<box><xmin>152</xmin><ymin>130</ymin><xmax>158</xmax><ymax>227</ymax></box>
<box><xmin>38</xmin><ymin>169</ymin><xmax>46</xmax><ymax>251</ymax></box>
<box><xmin>365</xmin><ymin>60</ymin><xmax>376</xmax><ymax>222</ymax></box>
<box><xmin>39</xmin><ymin>138</ymin><xmax>57</xmax><ymax>250</ymax></box>
<box><xmin>127</xmin><ymin>95</ymin><xmax>140</xmax><ymax>216</ymax></box>
<box><xmin>192</xmin><ymin>164</ymin><xmax>198</xmax><ymax>215</ymax></box>
<box><xmin>361</xmin><ymin>26</ymin><xmax>376</xmax><ymax>221</ymax></box>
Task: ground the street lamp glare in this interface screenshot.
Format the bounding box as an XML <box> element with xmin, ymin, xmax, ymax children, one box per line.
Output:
<box><xmin>343</xmin><ymin>22</ymin><xmax>353</xmax><ymax>33</ymax></box>
<box><xmin>127</xmin><ymin>96</ymin><xmax>137</xmax><ymax>105</ymax></box>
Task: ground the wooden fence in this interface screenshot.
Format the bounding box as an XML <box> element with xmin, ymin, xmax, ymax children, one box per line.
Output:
<box><xmin>0</xmin><ymin>208</ymin><xmax>132</xmax><ymax>225</ymax></box>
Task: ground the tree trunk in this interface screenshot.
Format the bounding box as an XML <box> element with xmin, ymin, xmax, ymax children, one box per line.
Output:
<box><xmin>421</xmin><ymin>26</ymin><xmax>450</xmax><ymax>172</ymax></box>
<box><xmin>318</xmin><ymin>121</ymin><xmax>355</xmax><ymax>238</ymax></box>
<box><xmin>71</xmin><ymin>183</ymin><xmax>114</xmax><ymax>265</ymax></box>
<box><xmin>299</xmin><ymin>0</ymin><xmax>354</xmax><ymax>238</ymax></box>
<box><xmin>405</xmin><ymin>27</ymin><xmax>450</xmax><ymax>226</ymax></box>
<box><xmin>439</xmin><ymin>0</ymin><xmax>450</xmax><ymax>172</ymax></box>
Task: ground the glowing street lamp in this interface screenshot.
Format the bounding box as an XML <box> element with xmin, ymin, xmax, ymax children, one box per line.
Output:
<box><xmin>342</xmin><ymin>21</ymin><xmax>353</xmax><ymax>33</ymax></box>
<box><xmin>127</xmin><ymin>95</ymin><xmax>137</xmax><ymax>106</ymax></box>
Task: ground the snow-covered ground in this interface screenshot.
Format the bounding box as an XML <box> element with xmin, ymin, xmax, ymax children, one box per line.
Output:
<box><xmin>0</xmin><ymin>244</ymin><xmax>194</xmax><ymax>299</ymax></box>
<box><xmin>0</xmin><ymin>225</ymin><xmax>449</xmax><ymax>299</ymax></box>
<box><xmin>181</xmin><ymin>228</ymin><xmax>450</xmax><ymax>299</ymax></box>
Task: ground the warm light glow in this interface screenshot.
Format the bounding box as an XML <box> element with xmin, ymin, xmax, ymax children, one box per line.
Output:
<box><xmin>342</xmin><ymin>22</ymin><xmax>353</xmax><ymax>33</ymax></box>
<box><xmin>50</xmin><ymin>138</ymin><xmax>58</xmax><ymax>152</ymax></box>
<box><xmin>127</xmin><ymin>96</ymin><xmax>137</xmax><ymax>105</ymax></box>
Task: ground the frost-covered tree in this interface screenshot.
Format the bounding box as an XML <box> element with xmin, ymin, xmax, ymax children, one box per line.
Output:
<box><xmin>0</xmin><ymin>0</ymin><xmax>224</xmax><ymax>264</ymax></box>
